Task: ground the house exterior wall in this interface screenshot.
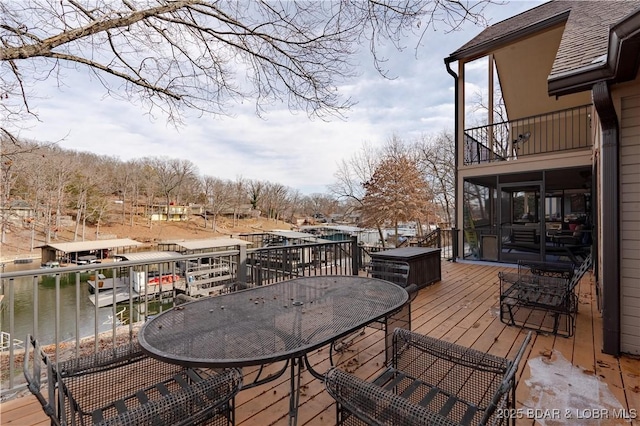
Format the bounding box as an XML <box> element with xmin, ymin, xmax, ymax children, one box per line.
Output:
<box><xmin>493</xmin><ymin>25</ymin><xmax>590</xmax><ymax>119</ymax></box>
<box><xmin>613</xmin><ymin>78</ymin><xmax>640</xmax><ymax>355</ymax></box>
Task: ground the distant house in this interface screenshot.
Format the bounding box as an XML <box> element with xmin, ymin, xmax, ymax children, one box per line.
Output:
<box><xmin>148</xmin><ymin>204</ymin><xmax>189</xmax><ymax>221</ymax></box>
<box><xmin>2</xmin><ymin>200</ymin><xmax>35</xmax><ymax>226</ymax></box>
<box><xmin>445</xmin><ymin>0</ymin><xmax>640</xmax><ymax>355</ymax></box>
<box><xmin>217</xmin><ymin>204</ymin><xmax>257</xmax><ymax>219</ymax></box>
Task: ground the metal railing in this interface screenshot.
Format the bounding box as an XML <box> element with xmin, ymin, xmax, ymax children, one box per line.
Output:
<box><xmin>464</xmin><ymin>104</ymin><xmax>592</xmax><ymax>165</ymax></box>
<box><xmin>247</xmin><ymin>240</ymin><xmax>356</xmax><ymax>286</ymax></box>
<box><xmin>0</xmin><ymin>232</ymin><xmax>456</xmax><ymax>395</ymax></box>
<box><xmin>0</xmin><ymin>238</ymin><xmax>357</xmax><ymax>395</ymax></box>
<box><xmin>357</xmin><ymin>228</ymin><xmax>456</xmax><ymax>265</ymax></box>
<box><xmin>409</xmin><ymin>228</ymin><xmax>455</xmax><ymax>261</ymax></box>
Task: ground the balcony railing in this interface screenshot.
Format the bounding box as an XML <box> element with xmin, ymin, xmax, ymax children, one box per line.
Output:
<box><xmin>464</xmin><ymin>104</ymin><xmax>592</xmax><ymax>165</ymax></box>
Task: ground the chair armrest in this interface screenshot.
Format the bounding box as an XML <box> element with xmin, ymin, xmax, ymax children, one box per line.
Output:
<box><xmin>405</xmin><ymin>284</ymin><xmax>418</xmax><ymax>302</ymax></box>
<box><xmin>325</xmin><ymin>367</ymin><xmax>458</xmax><ymax>426</ymax></box>
<box><xmin>96</xmin><ymin>368</ymin><xmax>242</xmax><ymax>426</ymax></box>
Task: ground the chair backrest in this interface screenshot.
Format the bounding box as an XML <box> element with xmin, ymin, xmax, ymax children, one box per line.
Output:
<box><xmin>517</xmin><ymin>260</ymin><xmax>574</xmax><ymax>280</ymax></box>
<box><xmin>511</xmin><ymin>228</ymin><xmax>537</xmax><ymax>244</ymax></box>
<box><xmin>23</xmin><ymin>334</ymin><xmax>145</xmax><ymax>425</ymax></box>
<box><xmin>24</xmin><ymin>334</ymin><xmax>241</xmax><ymax>426</ymax></box>
<box><xmin>482</xmin><ymin>331</ymin><xmax>532</xmax><ymax>425</ymax></box>
<box><xmin>568</xmin><ymin>253</ymin><xmax>592</xmax><ymax>291</ymax></box>
<box><xmin>388</xmin><ymin>328</ymin><xmax>531</xmax><ymax>426</ymax></box>
<box><xmin>367</xmin><ymin>259</ymin><xmax>410</xmax><ymax>288</ymax></box>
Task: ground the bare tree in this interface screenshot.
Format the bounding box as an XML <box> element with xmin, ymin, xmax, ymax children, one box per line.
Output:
<box><xmin>306</xmin><ymin>193</ymin><xmax>337</xmax><ymax>220</ymax></box>
<box><xmin>285</xmin><ymin>189</ymin><xmax>304</xmax><ymax>224</ymax></box>
<box><xmin>108</xmin><ymin>158</ymin><xmax>136</xmax><ymax>225</ymax></box>
<box><xmin>415</xmin><ymin>130</ymin><xmax>455</xmax><ymax>226</ymax></box>
<box><xmin>171</xmin><ymin>159</ymin><xmax>200</xmax><ymax>206</ymax></box>
<box><xmin>38</xmin><ymin>147</ymin><xmax>79</xmax><ymax>242</ymax></box>
<box><xmin>148</xmin><ymin>157</ymin><xmax>198</xmax><ymax>220</ymax></box>
<box><xmin>261</xmin><ymin>182</ymin><xmax>290</xmax><ymax>223</ymax></box>
<box><xmin>1</xmin><ymin>0</ymin><xmax>493</xmax><ymax>137</ymax></box>
<box><xmin>201</xmin><ymin>175</ymin><xmax>233</xmax><ymax>231</ymax></box>
<box><xmin>469</xmin><ymin>86</ymin><xmax>511</xmax><ymax>157</ymax></box>
<box><xmin>10</xmin><ymin>144</ymin><xmax>49</xmax><ymax>250</ymax></box>
<box><xmin>230</xmin><ymin>176</ymin><xmax>246</xmax><ymax>227</ymax></box>
<box><xmin>247</xmin><ymin>180</ymin><xmax>264</xmax><ymax>211</ymax></box>
<box><xmin>328</xmin><ymin>141</ymin><xmax>379</xmax><ymax>209</ymax></box>
<box><xmin>0</xmin><ymin>141</ymin><xmax>23</xmax><ymax>243</ymax></box>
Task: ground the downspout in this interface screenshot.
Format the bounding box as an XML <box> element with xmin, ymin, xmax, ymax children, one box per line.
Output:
<box><xmin>592</xmin><ymin>81</ymin><xmax>620</xmax><ymax>356</ymax></box>
<box><xmin>444</xmin><ymin>57</ymin><xmax>459</xmax><ymax>261</ymax></box>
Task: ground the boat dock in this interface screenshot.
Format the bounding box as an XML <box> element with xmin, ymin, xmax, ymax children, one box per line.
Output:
<box><xmin>88</xmin><ymin>278</ymin><xmax>187</xmax><ymax>308</ymax></box>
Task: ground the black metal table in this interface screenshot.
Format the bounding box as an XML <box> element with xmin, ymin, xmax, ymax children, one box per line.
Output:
<box><xmin>138</xmin><ymin>275</ymin><xmax>408</xmax><ymax>426</ymax></box>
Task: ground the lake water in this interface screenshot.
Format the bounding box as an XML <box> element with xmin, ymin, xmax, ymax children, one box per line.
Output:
<box><xmin>1</xmin><ymin>263</ymin><xmax>172</xmax><ymax>347</ymax></box>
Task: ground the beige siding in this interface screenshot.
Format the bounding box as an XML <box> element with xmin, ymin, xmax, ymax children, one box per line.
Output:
<box><xmin>620</xmin><ymin>93</ymin><xmax>640</xmax><ymax>355</ymax></box>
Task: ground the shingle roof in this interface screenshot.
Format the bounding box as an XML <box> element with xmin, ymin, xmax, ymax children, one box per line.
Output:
<box><xmin>448</xmin><ymin>1</ymin><xmax>573</xmax><ymax>60</ymax></box>
<box><xmin>448</xmin><ymin>1</ymin><xmax>640</xmax><ymax>78</ymax></box>
<box><xmin>550</xmin><ymin>1</ymin><xmax>640</xmax><ymax>77</ymax></box>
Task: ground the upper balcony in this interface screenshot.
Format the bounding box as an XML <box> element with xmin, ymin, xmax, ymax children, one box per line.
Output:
<box><xmin>463</xmin><ymin>104</ymin><xmax>592</xmax><ymax>165</ymax></box>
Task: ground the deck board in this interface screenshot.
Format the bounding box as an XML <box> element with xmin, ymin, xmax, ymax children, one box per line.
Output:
<box><xmin>2</xmin><ymin>261</ymin><xmax>639</xmax><ymax>425</ymax></box>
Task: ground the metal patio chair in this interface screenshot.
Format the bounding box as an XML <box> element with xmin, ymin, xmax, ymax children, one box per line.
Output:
<box><xmin>325</xmin><ymin>329</ymin><xmax>532</xmax><ymax>426</ymax></box>
<box><xmin>24</xmin><ymin>335</ymin><xmax>242</xmax><ymax>426</ymax></box>
<box><xmin>333</xmin><ymin>259</ymin><xmax>417</xmax><ymax>364</ymax></box>
<box><xmin>499</xmin><ymin>253</ymin><xmax>592</xmax><ymax>337</ymax></box>
<box><xmin>366</xmin><ymin>259</ymin><xmax>417</xmax><ymax>363</ymax></box>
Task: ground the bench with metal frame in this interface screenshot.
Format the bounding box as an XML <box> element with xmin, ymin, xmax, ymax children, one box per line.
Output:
<box><xmin>24</xmin><ymin>335</ymin><xmax>242</xmax><ymax>426</ymax></box>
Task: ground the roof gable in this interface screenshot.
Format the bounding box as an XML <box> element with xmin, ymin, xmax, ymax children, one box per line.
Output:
<box><xmin>448</xmin><ymin>1</ymin><xmax>640</xmax><ymax>81</ymax></box>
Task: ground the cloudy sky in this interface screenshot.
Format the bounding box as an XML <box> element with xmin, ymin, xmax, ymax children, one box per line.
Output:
<box><xmin>17</xmin><ymin>1</ymin><xmax>542</xmax><ymax>195</ymax></box>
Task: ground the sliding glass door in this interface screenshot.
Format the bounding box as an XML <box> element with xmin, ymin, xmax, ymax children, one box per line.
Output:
<box><xmin>498</xmin><ymin>182</ymin><xmax>544</xmax><ymax>262</ymax></box>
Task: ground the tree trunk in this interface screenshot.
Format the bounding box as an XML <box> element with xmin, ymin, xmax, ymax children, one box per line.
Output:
<box><xmin>376</xmin><ymin>225</ymin><xmax>385</xmax><ymax>248</ymax></box>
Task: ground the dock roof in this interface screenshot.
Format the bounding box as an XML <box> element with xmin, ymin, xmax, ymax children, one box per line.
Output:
<box><xmin>268</xmin><ymin>230</ymin><xmax>332</xmax><ymax>243</ymax></box>
<box><xmin>173</xmin><ymin>238</ymin><xmax>249</xmax><ymax>251</ymax></box>
<box><xmin>38</xmin><ymin>238</ymin><xmax>143</xmax><ymax>253</ymax></box>
<box><xmin>115</xmin><ymin>251</ymin><xmax>184</xmax><ymax>262</ymax></box>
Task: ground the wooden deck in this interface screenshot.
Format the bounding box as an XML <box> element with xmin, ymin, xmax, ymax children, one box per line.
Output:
<box><xmin>2</xmin><ymin>261</ymin><xmax>639</xmax><ymax>425</ymax></box>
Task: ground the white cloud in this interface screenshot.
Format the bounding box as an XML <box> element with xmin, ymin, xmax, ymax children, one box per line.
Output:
<box><xmin>14</xmin><ymin>1</ymin><xmax>542</xmax><ymax>195</ymax></box>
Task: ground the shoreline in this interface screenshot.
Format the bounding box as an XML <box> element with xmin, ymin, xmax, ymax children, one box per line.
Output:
<box><xmin>0</xmin><ymin>254</ymin><xmax>41</xmax><ymax>265</ymax></box>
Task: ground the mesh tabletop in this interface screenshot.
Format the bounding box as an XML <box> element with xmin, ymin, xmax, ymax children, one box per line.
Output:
<box><xmin>139</xmin><ymin>276</ymin><xmax>408</xmax><ymax>367</ymax></box>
